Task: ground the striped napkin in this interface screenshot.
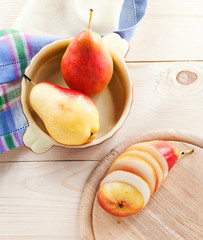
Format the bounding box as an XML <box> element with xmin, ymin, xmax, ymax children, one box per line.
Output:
<box><xmin>0</xmin><ymin>78</ymin><xmax>25</xmax><ymax>152</ymax></box>
<box><xmin>0</xmin><ymin>29</ymin><xmax>59</xmax><ymax>153</ymax></box>
<box><xmin>0</xmin><ymin>0</ymin><xmax>147</xmax><ymax>154</ymax></box>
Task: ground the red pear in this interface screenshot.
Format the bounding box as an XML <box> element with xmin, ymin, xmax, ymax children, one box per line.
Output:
<box><xmin>148</xmin><ymin>141</ymin><xmax>179</xmax><ymax>171</ymax></box>
<box><xmin>127</xmin><ymin>141</ymin><xmax>194</xmax><ymax>173</ymax></box>
<box><xmin>61</xmin><ymin>9</ymin><xmax>113</xmax><ymax>95</ymax></box>
<box><xmin>97</xmin><ymin>141</ymin><xmax>193</xmax><ymax>217</ymax></box>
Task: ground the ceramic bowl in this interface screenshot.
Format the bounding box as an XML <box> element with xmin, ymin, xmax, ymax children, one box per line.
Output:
<box><xmin>21</xmin><ymin>33</ymin><xmax>132</xmax><ymax>153</ymax></box>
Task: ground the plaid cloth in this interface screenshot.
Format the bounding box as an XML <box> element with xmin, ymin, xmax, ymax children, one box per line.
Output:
<box><xmin>0</xmin><ymin>78</ymin><xmax>26</xmax><ymax>152</ymax></box>
<box><xmin>0</xmin><ymin>29</ymin><xmax>59</xmax><ymax>153</ymax></box>
<box><xmin>0</xmin><ymin>0</ymin><xmax>147</xmax><ymax>154</ymax></box>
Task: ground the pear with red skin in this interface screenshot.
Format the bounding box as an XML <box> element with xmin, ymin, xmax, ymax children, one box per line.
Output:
<box><xmin>147</xmin><ymin>141</ymin><xmax>179</xmax><ymax>171</ymax></box>
<box><xmin>30</xmin><ymin>82</ymin><xmax>100</xmax><ymax>146</ymax></box>
<box><xmin>97</xmin><ymin>170</ymin><xmax>151</xmax><ymax>217</ymax></box>
<box><xmin>127</xmin><ymin>141</ymin><xmax>194</xmax><ymax>174</ymax></box>
<box><xmin>97</xmin><ymin>182</ymin><xmax>144</xmax><ymax>217</ymax></box>
<box><xmin>97</xmin><ymin>141</ymin><xmax>194</xmax><ymax>217</ymax></box>
<box><xmin>61</xmin><ymin>9</ymin><xmax>113</xmax><ymax>95</ymax></box>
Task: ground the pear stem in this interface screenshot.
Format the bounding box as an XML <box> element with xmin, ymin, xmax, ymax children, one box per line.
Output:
<box><xmin>180</xmin><ymin>149</ymin><xmax>194</xmax><ymax>155</ymax></box>
<box><xmin>88</xmin><ymin>9</ymin><xmax>93</xmax><ymax>30</ymax></box>
<box><xmin>23</xmin><ymin>74</ymin><xmax>36</xmax><ymax>86</ymax></box>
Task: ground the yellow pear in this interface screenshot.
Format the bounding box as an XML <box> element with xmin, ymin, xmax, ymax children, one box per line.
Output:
<box><xmin>30</xmin><ymin>82</ymin><xmax>100</xmax><ymax>145</ymax></box>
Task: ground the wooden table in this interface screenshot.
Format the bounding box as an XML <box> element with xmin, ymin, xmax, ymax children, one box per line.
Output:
<box><xmin>0</xmin><ymin>0</ymin><xmax>203</xmax><ymax>239</ymax></box>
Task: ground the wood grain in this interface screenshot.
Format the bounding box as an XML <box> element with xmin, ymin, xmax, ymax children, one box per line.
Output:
<box><xmin>146</xmin><ymin>0</ymin><xmax>203</xmax><ymax>16</ymax></box>
<box><xmin>0</xmin><ymin>160</ymin><xmax>97</xmax><ymax>239</ymax></box>
<box><xmin>125</xmin><ymin>0</ymin><xmax>203</xmax><ymax>61</ymax></box>
<box><xmin>79</xmin><ymin>131</ymin><xmax>203</xmax><ymax>240</ymax></box>
<box><xmin>126</xmin><ymin>16</ymin><xmax>203</xmax><ymax>61</ymax></box>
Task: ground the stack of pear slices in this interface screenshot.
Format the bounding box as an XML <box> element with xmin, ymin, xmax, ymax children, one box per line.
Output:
<box><xmin>97</xmin><ymin>140</ymin><xmax>193</xmax><ymax>217</ymax></box>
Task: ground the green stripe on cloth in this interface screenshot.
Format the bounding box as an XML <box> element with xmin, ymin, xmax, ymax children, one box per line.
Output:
<box><xmin>6</xmin><ymin>87</ymin><xmax>21</xmax><ymax>102</ymax></box>
<box><xmin>14</xmin><ymin>39</ymin><xmax>27</xmax><ymax>75</ymax></box>
<box><xmin>0</xmin><ymin>96</ymin><xmax>3</xmax><ymax>111</ymax></box>
<box><xmin>0</xmin><ymin>87</ymin><xmax>21</xmax><ymax>112</ymax></box>
<box><xmin>4</xmin><ymin>134</ymin><xmax>16</xmax><ymax>150</ymax></box>
<box><xmin>0</xmin><ymin>29</ymin><xmax>18</xmax><ymax>37</ymax></box>
<box><xmin>7</xmin><ymin>29</ymin><xmax>19</xmax><ymax>34</ymax></box>
<box><xmin>0</xmin><ymin>94</ymin><xmax>5</xmax><ymax>108</ymax></box>
<box><xmin>6</xmin><ymin>29</ymin><xmax>27</xmax><ymax>75</ymax></box>
<box><xmin>14</xmin><ymin>38</ymin><xmax>27</xmax><ymax>60</ymax></box>
<box><xmin>19</xmin><ymin>60</ymin><xmax>28</xmax><ymax>75</ymax></box>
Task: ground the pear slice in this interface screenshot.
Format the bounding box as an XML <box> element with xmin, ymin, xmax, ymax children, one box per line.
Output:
<box><xmin>126</xmin><ymin>142</ymin><xmax>168</xmax><ymax>179</ymax></box>
<box><xmin>124</xmin><ymin>149</ymin><xmax>164</xmax><ymax>189</ymax></box>
<box><xmin>100</xmin><ymin>170</ymin><xmax>150</xmax><ymax>207</ymax></box>
<box><xmin>108</xmin><ymin>153</ymin><xmax>158</xmax><ymax>195</ymax></box>
<box><xmin>97</xmin><ymin>181</ymin><xmax>144</xmax><ymax>217</ymax></box>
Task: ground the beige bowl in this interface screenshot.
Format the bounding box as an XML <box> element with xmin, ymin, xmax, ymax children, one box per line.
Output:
<box><xmin>21</xmin><ymin>33</ymin><xmax>132</xmax><ymax>153</ymax></box>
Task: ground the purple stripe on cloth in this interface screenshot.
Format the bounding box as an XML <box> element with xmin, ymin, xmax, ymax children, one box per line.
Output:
<box><xmin>1</xmin><ymin>85</ymin><xmax>9</xmax><ymax>108</ymax></box>
<box><xmin>0</xmin><ymin>101</ymin><xmax>18</xmax><ymax>113</ymax></box>
<box><xmin>14</xmin><ymin>131</ymin><xmax>23</xmax><ymax>146</ymax></box>
<box><xmin>0</xmin><ymin>39</ymin><xmax>7</xmax><ymax>44</ymax></box>
<box><xmin>4</xmin><ymin>77</ymin><xmax>22</xmax><ymax>88</ymax></box>
<box><xmin>0</xmin><ymin>138</ymin><xmax>6</xmax><ymax>152</ymax></box>
<box><xmin>4</xmin><ymin>35</ymin><xmax>19</xmax><ymax>79</ymax></box>
<box><xmin>24</xmin><ymin>33</ymin><xmax>33</xmax><ymax>58</ymax></box>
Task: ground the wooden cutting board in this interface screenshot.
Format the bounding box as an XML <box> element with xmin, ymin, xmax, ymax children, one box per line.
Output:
<box><xmin>79</xmin><ymin>130</ymin><xmax>203</xmax><ymax>240</ymax></box>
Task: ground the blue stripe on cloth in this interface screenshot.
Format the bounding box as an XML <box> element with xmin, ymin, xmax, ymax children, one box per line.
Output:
<box><xmin>134</xmin><ymin>0</ymin><xmax>148</xmax><ymax>22</ymax></box>
<box><xmin>29</xmin><ymin>35</ymin><xmax>60</xmax><ymax>56</ymax></box>
<box><xmin>11</xmin><ymin>104</ymin><xmax>28</xmax><ymax>130</ymax></box>
<box><xmin>0</xmin><ymin>109</ymin><xmax>16</xmax><ymax>136</ymax></box>
<box><xmin>0</xmin><ymin>64</ymin><xmax>21</xmax><ymax>84</ymax></box>
<box><xmin>17</xmin><ymin>126</ymin><xmax>27</xmax><ymax>140</ymax></box>
<box><xmin>0</xmin><ymin>43</ymin><xmax>16</xmax><ymax>84</ymax></box>
<box><xmin>117</xmin><ymin>0</ymin><xmax>147</xmax><ymax>41</ymax></box>
<box><xmin>0</xmin><ymin>104</ymin><xmax>27</xmax><ymax>136</ymax></box>
<box><xmin>119</xmin><ymin>0</ymin><xmax>137</xmax><ymax>29</ymax></box>
<box><xmin>0</xmin><ymin>42</ymin><xmax>14</xmax><ymax>66</ymax></box>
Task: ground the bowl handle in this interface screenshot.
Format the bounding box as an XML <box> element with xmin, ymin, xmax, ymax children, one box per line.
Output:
<box><xmin>102</xmin><ymin>33</ymin><xmax>129</xmax><ymax>58</ymax></box>
<box><xmin>23</xmin><ymin>124</ymin><xmax>54</xmax><ymax>153</ymax></box>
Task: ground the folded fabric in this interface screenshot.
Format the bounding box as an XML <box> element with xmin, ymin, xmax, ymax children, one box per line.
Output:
<box><xmin>13</xmin><ymin>0</ymin><xmax>125</xmax><ymax>37</ymax></box>
<box><xmin>0</xmin><ymin>0</ymin><xmax>147</xmax><ymax>154</ymax></box>
<box><xmin>12</xmin><ymin>0</ymin><xmax>147</xmax><ymax>40</ymax></box>
<box><xmin>0</xmin><ymin>78</ymin><xmax>26</xmax><ymax>153</ymax></box>
<box><xmin>0</xmin><ymin>29</ymin><xmax>59</xmax><ymax>153</ymax></box>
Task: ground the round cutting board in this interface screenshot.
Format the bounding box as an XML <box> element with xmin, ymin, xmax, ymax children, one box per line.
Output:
<box><xmin>80</xmin><ymin>130</ymin><xmax>203</xmax><ymax>240</ymax></box>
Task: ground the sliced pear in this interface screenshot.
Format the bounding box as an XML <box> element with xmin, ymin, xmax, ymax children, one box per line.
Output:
<box><xmin>101</xmin><ymin>170</ymin><xmax>150</xmax><ymax>206</ymax></box>
<box><xmin>108</xmin><ymin>153</ymin><xmax>158</xmax><ymax>195</ymax></box>
<box><xmin>126</xmin><ymin>142</ymin><xmax>168</xmax><ymax>179</ymax></box>
<box><xmin>147</xmin><ymin>140</ymin><xmax>179</xmax><ymax>171</ymax></box>
<box><xmin>97</xmin><ymin>181</ymin><xmax>144</xmax><ymax>217</ymax></box>
<box><xmin>124</xmin><ymin>149</ymin><xmax>164</xmax><ymax>189</ymax></box>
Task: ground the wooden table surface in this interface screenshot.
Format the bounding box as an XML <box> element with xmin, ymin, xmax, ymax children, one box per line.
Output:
<box><xmin>0</xmin><ymin>0</ymin><xmax>203</xmax><ymax>239</ymax></box>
